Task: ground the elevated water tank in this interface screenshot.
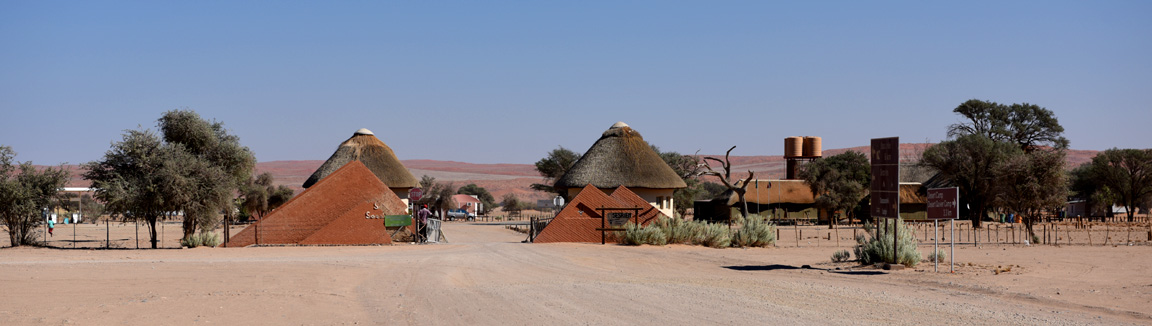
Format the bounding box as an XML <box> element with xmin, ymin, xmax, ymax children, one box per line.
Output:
<box><xmin>784</xmin><ymin>136</ymin><xmax>804</xmax><ymax>158</ymax></box>
<box><xmin>803</xmin><ymin>136</ymin><xmax>822</xmax><ymax>157</ymax></box>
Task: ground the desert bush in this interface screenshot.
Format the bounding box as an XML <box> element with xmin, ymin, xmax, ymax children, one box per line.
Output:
<box><xmin>181</xmin><ymin>231</ymin><xmax>220</xmax><ymax>248</ymax></box>
<box><xmin>619</xmin><ymin>222</ymin><xmax>668</xmax><ymax>246</ymax></box>
<box><xmin>731</xmin><ymin>214</ymin><xmax>775</xmax><ymax>248</ymax></box>
<box><xmin>927</xmin><ymin>249</ymin><xmax>946</xmax><ymax>263</ymax></box>
<box><xmin>854</xmin><ymin>218</ymin><xmax>921</xmax><ymax>267</ymax></box>
<box><xmin>695</xmin><ymin>222</ymin><xmax>731</xmax><ymax>248</ymax></box>
<box><xmin>831</xmin><ymin>249</ymin><xmax>852</xmax><ymax>263</ymax></box>
<box><xmin>655</xmin><ymin>216</ymin><xmax>705</xmax><ymax>244</ymax></box>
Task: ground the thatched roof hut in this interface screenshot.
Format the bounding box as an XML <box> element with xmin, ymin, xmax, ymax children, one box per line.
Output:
<box><xmin>555</xmin><ymin>122</ymin><xmax>687</xmax><ymax>191</ymax></box>
<box><xmin>303</xmin><ymin>128</ymin><xmax>418</xmax><ymax>189</ymax></box>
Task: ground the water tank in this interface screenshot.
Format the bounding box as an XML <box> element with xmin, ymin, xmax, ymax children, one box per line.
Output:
<box><xmin>803</xmin><ymin>136</ymin><xmax>822</xmax><ymax>157</ymax></box>
<box><xmin>784</xmin><ymin>136</ymin><xmax>804</xmax><ymax>158</ymax></box>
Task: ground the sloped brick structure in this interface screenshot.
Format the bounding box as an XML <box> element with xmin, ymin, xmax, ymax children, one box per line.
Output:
<box><xmin>226</xmin><ymin>161</ymin><xmax>409</xmax><ymax>247</ymax></box>
<box><xmin>533</xmin><ymin>184</ymin><xmax>666</xmax><ymax>244</ymax></box>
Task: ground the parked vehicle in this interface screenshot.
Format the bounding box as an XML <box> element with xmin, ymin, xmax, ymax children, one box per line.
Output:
<box><xmin>446</xmin><ymin>209</ymin><xmax>476</xmax><ymax>221</ymax></box>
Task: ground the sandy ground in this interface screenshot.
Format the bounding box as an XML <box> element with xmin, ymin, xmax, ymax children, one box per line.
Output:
<box><xmin>2</xmin><ymin>222</ymin><xmax>1150</xmax><ymax>325</ymax></box>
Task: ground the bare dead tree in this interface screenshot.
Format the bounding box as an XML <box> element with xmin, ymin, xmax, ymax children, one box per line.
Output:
<box><xmin>703</xmin><ymin>146</ymin><xmax>755</xmax><ymax>225</ymax></box>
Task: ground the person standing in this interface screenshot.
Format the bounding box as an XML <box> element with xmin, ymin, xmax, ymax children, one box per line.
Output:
<box><xmin>416</xmin><ymin>204</ymin><xmax>431</xmax><ymax>243</ymax></box>
<box><xmin>48</xmin><ymin>217</ymin><xmax>55</xmax><ymax>237</ymax></box>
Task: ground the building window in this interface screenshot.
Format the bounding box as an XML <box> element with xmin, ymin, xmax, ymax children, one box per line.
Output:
<box><xmin>657</xmin><ymin>196</ymin><xmax>665</xmax><ymax>209</ymax></box>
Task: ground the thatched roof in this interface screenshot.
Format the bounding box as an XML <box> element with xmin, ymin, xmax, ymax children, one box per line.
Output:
<box><xmin>555</xmin><ymin>122</ymin><xmax>687</xmax><ymax>191</ymax></box>
<box><xmin>302</xmin><ymin>129</ymin><xmax>418</xmax><ymax>189</ymax></box>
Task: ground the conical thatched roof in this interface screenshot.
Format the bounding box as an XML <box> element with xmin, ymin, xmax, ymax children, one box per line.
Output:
<box><xmin>554</xmin><ymin>122</ymin><xmax>687</xmax><ymax>190</ymax></box>
<box><xmin>302</xmin><ymin>129</ymin><xmax>418</xmax><ymax>189</ymax></box>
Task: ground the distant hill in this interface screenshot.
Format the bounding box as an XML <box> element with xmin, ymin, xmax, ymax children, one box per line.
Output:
<box><xmin>44</xmin><ymin>143</ymin><xmax>1103</xmax><ymax>203</ymax></box>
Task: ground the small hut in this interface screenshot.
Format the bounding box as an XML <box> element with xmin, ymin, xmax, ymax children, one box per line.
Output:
<box><xmin>304</xmin><ymin>128</ymin><xmax>419</xmax><ymax>203</ymax></box>
<box><xmin>554</xmin><ymin>122</ymin><xmax>687</xmax><ymax>217</ymax></box>
<box><xmin>226</xmin><ymin>161</ymin><xmax>410</xmax><ymax>247</ymax></box>
<box><xmin>533</xmin><ymin>184</ymin><xmax>665</xmax><ymax>243</ymax></box>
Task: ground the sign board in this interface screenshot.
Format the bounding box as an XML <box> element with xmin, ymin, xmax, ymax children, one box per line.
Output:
<box><xmin>384</xmin><ymin>215</ymin><xmax>413</xmax><ymax>227</ymax></box>
<box><xmin>927</xmin><ymin>187</ymin><xmax>959</xmax><ymax>220</ymax></box>
<box><xmin>408</xmin><ymin>188</ymin><xmax>423</xmax><ymax>201</ymax></box>
<box><xmin>606</xmin><ymin>212</ymin><xmax>633</xmax><ymax>226</ymax></box>
<box><xmin>870</xmin><ymin>137</ymin><xmax>900</xmax><ymax>219</ymax></box>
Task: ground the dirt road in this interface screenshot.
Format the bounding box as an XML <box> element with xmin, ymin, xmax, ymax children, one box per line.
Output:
<box><xmin>2</xmin><ymin>223</ymin><xmax>1149</xmax><ymax>325</ymax></box>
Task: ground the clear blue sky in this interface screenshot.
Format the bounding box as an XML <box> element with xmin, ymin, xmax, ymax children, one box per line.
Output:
<box><xmin>2</xmin><ymin>1</ymin><xmax>1149</xmax><ymax>165</ymax></box>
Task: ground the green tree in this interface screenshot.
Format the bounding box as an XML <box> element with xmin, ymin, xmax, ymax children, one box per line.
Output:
<box><xmin>157</xmin><ymin>110</ymin><xmax>255</xmax><ymax>241</ymax></box>
<box><xmin>500</xmin><ymin>193</ymin><xmax>522</xmax><ymax>215</ymax></box>
<box><xmin>413</xmin><ymin>175</ymin><xmax>456</xmax><ymax>218</ymax></box>
<box><xmin>921</xmin><ymin>134</ymin><xmax>1022</xmax><ymax>228</ymax></box>
<box><xmin>83</xmin><ymin>130</ymin><xmax>171</xmax><ymax>248</ymax></box>
<box><xmin>799</xmin><ymin>151</ymin><xmax>870</xmax><ymax>229</ymax></box>
<box><xmin>0</xmin><ymin>146</ymin><xmax>70</xmax><ymax>246</ymax></box>
<box><xmin>927</xmin><ymin>99</ymin><xmax>1070</xmax><ymax>229</ymax></box>
<box><xmin>1072</xmin><ymin>149</ymin><xmax>1152</xmax><ymax>222</ymax></box>
<box><xmin>948</xmin><ymin>99</ymin><xmax>1069</xmax><ymax>151</ymax></box>
<box><xmin>457</xmin><ymin>184</ymin><xmax>495</xmax><ymax>214</ymax></box>
<box><xmin>242</xmin><ymin>172</ymin><xmax>296</xmax><ymax>221</ymax></box>
<box><xmin>531</xmin><ymin>146</ymin><xmax>580</xmax><ymax>194</ymax></box>
<box><xmin>652</xmin><ymin>146</ymin><xmax>705</xmax><ymax>218</ymax></box>
<box><xmin>995</xmin><ymin>148</ymin><xmax>1068</xmax><ymax>239</ymax></box>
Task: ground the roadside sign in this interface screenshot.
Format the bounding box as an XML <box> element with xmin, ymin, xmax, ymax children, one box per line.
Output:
<box><xmin>384</xmin><ymin>215</ymin><xmax>413</xmax><ymax>227</ymax></box>
<box><xmin>870</xmin><ymin>137</ymin><xmax>900</xmax><ymax>219</ymax></box>
<box><xmin>409</xmin><ymin>188</ymin><xmax>423</xmax><ymax>201</ymax></box>
<box><xmin>927</xmin><ymin>187</ymin><xmax>959</xmax><ymax>220</ymax></box>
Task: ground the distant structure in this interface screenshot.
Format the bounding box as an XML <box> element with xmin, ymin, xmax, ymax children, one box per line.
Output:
<box><xmin>554</xmin><ymin>122</ymin><xmax>687</xmax><ymax>217</ymax></box>
<box><xmin>784</xmin><ymin>136</ymin><xmax>822</xmax><ymax>179</ymax></box>
<box><xmin>303</xmin><ymin>128</ymin><xmax>419</xmax><ymax>203</ymax></box>
<box><xmin>226</xmin><ymin>161</ymin><xmax>410</xmax><ymax>247</ymax></box>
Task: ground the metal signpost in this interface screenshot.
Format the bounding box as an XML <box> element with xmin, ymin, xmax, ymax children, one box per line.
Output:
<box><xmin>870</xmin><ymin>137</ymin><xmax>900</xmax><ymax>266</ymax></box>
<box><xmin>927</xmin><ymin>187</ymin><xmax>959</xmax><ymax>273</ymax></box>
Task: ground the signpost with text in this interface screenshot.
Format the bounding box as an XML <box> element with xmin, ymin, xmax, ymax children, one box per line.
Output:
<box><xmin>927</xmin><ymin>187</ymin><xmax>959</xmax><ymax>272</ymax></box>
<box><xmin>870</xmin><ymin>137</ymin><xmax>900</xmax><ymax>265</ymax></box>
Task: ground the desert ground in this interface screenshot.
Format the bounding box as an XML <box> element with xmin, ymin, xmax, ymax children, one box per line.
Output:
<box><xmin>2</xmin><ymin>221</ymin><xmax>1150</xmax><ymax>325</ymax></box>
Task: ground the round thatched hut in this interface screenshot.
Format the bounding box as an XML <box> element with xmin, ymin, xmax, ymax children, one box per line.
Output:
<box><xmin>303</xmin><ymin>128</ymin><xmax>419</xmax><ymax>203</ymax></box>
<box><xmin>554</xmin><ymin>122</ymin><xmax>687</xmax><ymax>217</ymax></box>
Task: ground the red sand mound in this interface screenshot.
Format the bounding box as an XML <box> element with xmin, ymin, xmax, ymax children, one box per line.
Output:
<box><xmin>533</xmin><ymin>184</ymin><xmax>665</xmax><ymax>243</ymax></box>
<box><xmin>226</xmin><ymin>161</ymin><xmax>409</xmax><ymax>247</ymax></box>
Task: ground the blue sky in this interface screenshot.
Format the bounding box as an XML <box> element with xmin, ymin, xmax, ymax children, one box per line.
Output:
<box><xmin>2</xmin><ymin>1</ymin><xmax>1149</xmax><ymax>165</ymax></box>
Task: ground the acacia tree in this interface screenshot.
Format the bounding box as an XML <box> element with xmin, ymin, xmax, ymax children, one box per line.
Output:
<box><xmin>157</xmin><ymin>110</ymin><xmax>255</xmax><ymax>240</ymax></box>
<box><xmin>925</xmin><ymin>99</ymin><xmax>1068</xmax><ymax>228</ymax></box>
<box><xmin>948</xmin><ymin>99</ymin><xmax>1069</xmax><ymax>151</ymax></box>
<box><xmin>703</xmin><ymin>146</ymin><xmax>754</xmax><ymax>220</ymax></box>
<box><xmin>530</xmin><ymin>147</ymin><xmax>580</xmax><ymax>194</ymax></box>
<box><xmin>0</xmin><ymin>146</ymin><xmax>70</xmax><ymax>246</ymax></box>
<box><xmin>83</xmin><ymin>130</ymin><xmax>171</xmax><ymax>248</ymax></box>
<box><xmin>1072</xmin><ymin>149</ymin><xmax>1152</xmax><ymax>222</ymax></box>
<box><xmin>922</xmin><ymin>134</ymin><xmax>1022</xmax><ymax>228</ymax></box>
<box><xmin>799</xmin><ymin>151</ymin><xmax>870</xmax><ymax>229</ymax></box>
<box><xmin>242</xmin><ymin>172</ymin><xmax>295</xmax><ymax>220</ymax></box>
<box><xmin>500</xmin><ymin>193</ymin><xmax>523</xmax><ymax>215</ymax></box>
<box><xmin>413</xmin><ymin>175</ymin><xmax>457</xmax><ymax>218</ymax></box>
<box><xmin>995</xmin><ymin>148</ymin><xmax>1067</xmax><ymax>239</ymax></box>
<box><xmin>653</xmin><ymin>146</ymin><xmax>705</xmax><ymax>218</ymax></box>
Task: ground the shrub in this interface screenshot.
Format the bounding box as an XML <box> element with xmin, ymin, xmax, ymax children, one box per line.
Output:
<box><xmin>927</xmin><ymin>249</ymin><xmax>946</xmax><ymax>263</ymax></box>
<box><xmin>731</xmin><ymin>214</ymin><xmax>775</xmax><ymax>248</ymax></box>
<box><xmin>695</xmin><ymin>222</ymin><xmax>731</xmax><ymax>248</ymax></box>
<box><xmin>854</xmin><ymin>218</ymin><xmax>921</xmax><ymax>267</ymax></box>
<box><xmin>831</xmin><ymin>249</ymin><xmax>852</xmax><ymax>263</ymax></box>
<box><xmin>656</xmin><ymin>216</ymin><xmax>704</xmax><ymax>244</ymax></box>
<box><xmin>619</xmin><ymin>222</ymin><xmax>667</xmax><ymax>246</ymax></box>
<box><xmin>181</xmin><ymin>231</ymin><xmax>221</xmax><ymax>248</ymax></box>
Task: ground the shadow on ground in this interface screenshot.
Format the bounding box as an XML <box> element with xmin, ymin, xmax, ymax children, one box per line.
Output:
<box><xmin>724</xmin><ymin>264</ymin><xmax>887</xmax><ymax>275</ymax></box>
